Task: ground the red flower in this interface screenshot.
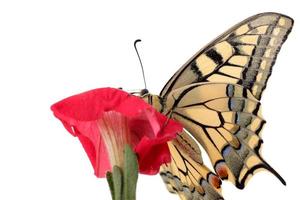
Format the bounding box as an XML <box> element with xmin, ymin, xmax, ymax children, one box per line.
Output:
<box><xmin>51</xmin><ymin>88</ymin><xmax>182</xmax><ymax>177</ymax></box>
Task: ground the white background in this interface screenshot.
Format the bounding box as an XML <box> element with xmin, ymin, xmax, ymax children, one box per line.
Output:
<box><xmin>0</xmin><ymin>0</ymin><xmax>299</xmax><ymax>199</ymax></box>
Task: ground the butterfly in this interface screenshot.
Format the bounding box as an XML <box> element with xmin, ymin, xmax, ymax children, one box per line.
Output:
<box><xmin>134</xmin><ymin>12</ymin><xmax>293</xmax><ymax>200</ymax></box>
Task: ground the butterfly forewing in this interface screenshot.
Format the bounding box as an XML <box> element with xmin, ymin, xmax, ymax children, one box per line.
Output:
<box><xmin>160</xmin><ymin>12</ymin><xmax>293</xmax><ymax>100</ymax></box>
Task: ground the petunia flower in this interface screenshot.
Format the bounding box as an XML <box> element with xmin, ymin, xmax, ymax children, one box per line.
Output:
<box><xmin>51</xmin><ymin>88</ymin><xmax>182</xmax><ymax>178</ymax></box>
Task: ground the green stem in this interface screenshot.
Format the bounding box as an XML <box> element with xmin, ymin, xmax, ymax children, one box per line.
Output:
<box><xmin>106</xmin><ymin>166</ymin><xmax>123</xmax><ymax>200</ymax></box>
<box><xmin>123</xmin><ymin>145</ymin><xmax>138</xmax><ymax>200</ymax></box>
<box><xmin>105</xmin><ymin>145</ymin><xmax>139</xmax><ymax>200</ymax></box>
<box><xmin>112</xmin><ymin>166</ymin><xmax>123</xmax><ymax>200</ymax></box>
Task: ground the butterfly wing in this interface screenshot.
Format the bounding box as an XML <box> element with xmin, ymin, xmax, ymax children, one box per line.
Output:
<box><xmin>160</xmin><ymin>130</ymin><xmax>224</xmax><ymax>199</ymax></box>
<box><xmin>155</xmin><ymin>12</ymin><xmax>293</xmax><ymax>199</ymax></box>
<box><xmin>162</xmin><ymin>82</ymin><xmax>285</xmax><ymax>189</ymax></box>
<box><xmin>160</xmin><ymin>12</ymin><xmax>293</xmax><ymax>100</ymax></box>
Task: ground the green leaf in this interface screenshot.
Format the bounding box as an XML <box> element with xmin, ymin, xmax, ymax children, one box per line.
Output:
<box><xmin>112</xmin><ymin>166</ymin><xmax>123</xmax><ymax>200</ymax></box>
<box><xmin>106</xmin><ymin>171</ymin><xmax>115</xmax><ymax>200</ymax></box>
<box><xmin>123</xmin><ymin>144</ymin><xmax>138</xmax><ymax>200</ymax></box>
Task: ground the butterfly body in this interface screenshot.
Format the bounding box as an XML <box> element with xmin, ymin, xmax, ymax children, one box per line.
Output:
<box><xmin>142</xmin><ymin>93</ymin><xmax>164</xmax><ymax>113</ymax></box>
<box><xmin>138</xmin><ymin>12</ymin><xmax>293</xmax><ymax>200</ymax></box>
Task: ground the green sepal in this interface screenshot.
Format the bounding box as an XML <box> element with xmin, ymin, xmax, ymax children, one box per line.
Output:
<box><xmin>123</xmin><ymin>144</ymin><xmax>138</xmax><ymax>200</ymax></box>
<box><xmin>112</xmin><ymin>166</ymin><xmax>123</xmax><ymax>200</ymax></box>
<box><xmin>106</xmin><ymin>171</ymin><xmax>115</xmax><ymax>200</ymax></box>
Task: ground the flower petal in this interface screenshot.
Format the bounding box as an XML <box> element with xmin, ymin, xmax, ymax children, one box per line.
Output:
<box><xmin>51</xmin><ymin>88</ymin><xmax>128</xmax><ymax>121</ymax></box>
<box><xmin>51</xmin><ymin>88</ymin><xmax>153</xmax><ymax>122</ymax></box>
<box><xmin>132</xmin><ymin>109</ymin><xmax>183</xmax><ymax>174</ymax></box>
<box><xmin>51</xmin><ymin>87</ymin><xmax>183</xmax><ymax>177</ymax></box>
<box><xmin>135</xmin><ymin>137</ymin><xmax>171</xmax><ymax>175</ymax></box>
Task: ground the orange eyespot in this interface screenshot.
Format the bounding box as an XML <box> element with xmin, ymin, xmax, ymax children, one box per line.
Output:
<box><xmin>208</xmin><ymin>174</ymin><xmax>221</xmax><ymax>188</ymax></box>
<box><xmin>216</xmin><ymin>164</ymin><xmax>228</xmax><ymax>179</ymax></box>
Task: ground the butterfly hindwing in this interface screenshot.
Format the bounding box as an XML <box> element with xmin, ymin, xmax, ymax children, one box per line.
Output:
<box><xmin>160</xmin><ymin>130</ymin><xmax>224</xmax><ymax>200</ymax></box>
<box><xmin>160</xmin><ymin>12</ymin><xmax>293</xmax><ymax>100</ymax></box>
<box><xmin>162</xmin><ymin>82</ymin><xmax>285</xmax><ymax>189</ymax></box>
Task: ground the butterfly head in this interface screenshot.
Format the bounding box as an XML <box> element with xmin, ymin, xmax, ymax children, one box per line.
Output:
<box><xmin>129</xmin><ymin>88</ymin><xmax>149</xmax><ymax>97</ymax></box>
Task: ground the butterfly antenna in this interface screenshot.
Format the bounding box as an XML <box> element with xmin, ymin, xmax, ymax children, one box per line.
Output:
<box><xmin>134</xmin><ymin>39</ymin><xmax>147</xmax><ymax>90</ymax></box>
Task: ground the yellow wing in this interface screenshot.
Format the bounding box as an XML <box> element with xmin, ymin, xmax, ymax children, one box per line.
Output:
<box><xmin>154</xmin><ymin>12</ymin><xmax>293</xmax><ymax>199</ymax></box>
<box><xmin>162</xmin><ymin>82</ymin><xmax>285</xmax><ymax>189</ymax></box>
<box><xmin>160</xmin><ymin>130</ymin><xmax>224</xmax><ymax>199</ymax></box>
<box><xmin>160</xmin><ymin>12</ymin><xmax>293</xmax><ymax>100</ymax></box>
